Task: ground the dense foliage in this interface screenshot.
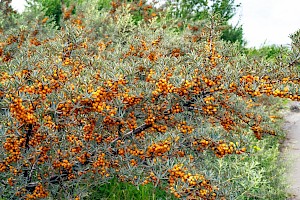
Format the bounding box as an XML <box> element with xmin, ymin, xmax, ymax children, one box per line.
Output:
<box><xmin>0</xmin><ymin>0</ymin><xmax>18</xmax><ymax>31</ymax></box>
<box><xmin>29</xmin><ymin>0</ymin><xmax>245</xmax><ymax>45</ymax></box>
<box><xmin>0</xmin><ymin>0</ymin><xmax>299</xmax><ymax>199</ymax></box>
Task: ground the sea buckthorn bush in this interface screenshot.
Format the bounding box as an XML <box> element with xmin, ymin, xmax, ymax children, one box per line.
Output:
<box><xmin>0</xmin><ymin>0</ymin><xmax>299</xmax><ymax>199</ymax></box>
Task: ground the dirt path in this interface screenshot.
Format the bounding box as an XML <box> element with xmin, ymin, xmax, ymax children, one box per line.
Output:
<box><xmin>283</xmin><ymin>102</ymin><xmax>300</xmax><ymax>200</ymax></box>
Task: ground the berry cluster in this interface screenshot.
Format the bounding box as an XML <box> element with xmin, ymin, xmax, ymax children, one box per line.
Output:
<box><xmin>168</xmin><ymin>164</ymin><xmax>217</xmax><ymax>199</ymax></box>
<box><xmin>146</xmin><ymin>140</ymin><xmax>171</xmax><ymax>157</ymax></box>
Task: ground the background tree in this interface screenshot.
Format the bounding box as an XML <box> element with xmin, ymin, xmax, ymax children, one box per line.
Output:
<box><xmin>166</xmin><ymin>0</ymin><xmax>245</xmax><ymax>46</ymax></box>
<box><xmin>27</xmin><ymin>0</ymin><xmax>86</xmax><ymax>26</ymax></box>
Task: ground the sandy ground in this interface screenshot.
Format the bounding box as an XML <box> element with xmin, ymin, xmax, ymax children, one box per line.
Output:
<box><xmin>283</xmin><ymin>102</ymin><xmax>300</xmax><ymax>200</ymax></box>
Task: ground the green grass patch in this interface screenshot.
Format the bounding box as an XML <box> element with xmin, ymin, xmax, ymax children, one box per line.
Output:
<box><xmin>86</xmin><ymin>178</ymin><xmax>176</xmax><ymax>200</ymax></box>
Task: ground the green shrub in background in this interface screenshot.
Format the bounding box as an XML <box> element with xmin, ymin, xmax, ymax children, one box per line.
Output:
<box><xmin>26</xmin><ymin>0</ymin><xmax>87</xmax><ymax>26</ymax></box>
<box><xmin>244</xmin><ymin>45</ymin><xmax>289</xmax><ymax>61</ymax></box>
<box><xmin>165</xmin><ymin>0</ymin><xmax>245</xmax><ymax>46</ymax></box>
<box><xmin>0</xmin><ymin>0</ymin><xmax>299</xmax><ymax>199</ymax></box>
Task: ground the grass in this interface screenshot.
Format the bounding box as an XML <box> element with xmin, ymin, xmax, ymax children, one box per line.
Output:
<box><xmin>86</xmin><ymin>178</ymin><xmax>176</xmax><ymax>200</ymax></box>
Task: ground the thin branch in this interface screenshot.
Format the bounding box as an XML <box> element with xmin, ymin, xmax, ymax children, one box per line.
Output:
<box><xmin>110</xmin><ymin>123</ymin><xmax>152</xmax><ymax>144</ymax></box>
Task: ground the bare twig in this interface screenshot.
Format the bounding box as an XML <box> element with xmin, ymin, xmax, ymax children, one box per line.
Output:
<box><xmin>110</xmin><ymin>123</ymin><xmax>152</xmax><ymax>144</ymax></box>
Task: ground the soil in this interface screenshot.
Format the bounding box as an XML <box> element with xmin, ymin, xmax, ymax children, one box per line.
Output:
<box><xmin>283</xmin><ymin>101</ymin><xmax>300</xmax><ymax>200</ymax></box>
